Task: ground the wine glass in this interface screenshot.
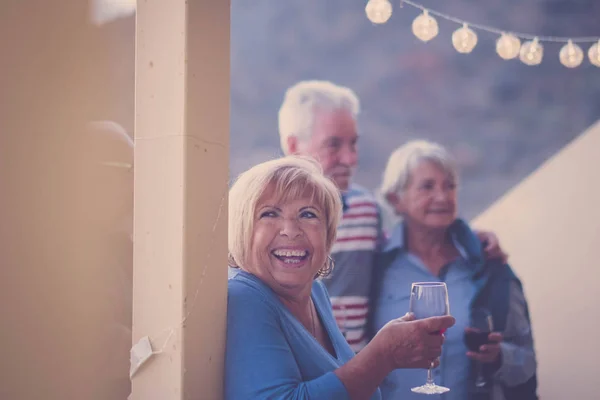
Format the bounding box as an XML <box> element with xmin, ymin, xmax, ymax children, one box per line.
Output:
<box><xmin>409</xmin><ymin>282</ymin><xmax>451</xmax><ymax>395</ymax></box>
<box><xmin>464</xmin><ymin>307</ymin><xmax>494</xmax><ymax>389</ymax></box>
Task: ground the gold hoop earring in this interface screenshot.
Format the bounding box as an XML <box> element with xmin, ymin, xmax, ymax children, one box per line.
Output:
<box><xmin>317</xmin><ymin>255</ymin><xmax>334</xmax><ymax>278</ymax></box>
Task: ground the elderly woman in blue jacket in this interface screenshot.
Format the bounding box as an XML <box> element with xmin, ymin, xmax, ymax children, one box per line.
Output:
<box><xmin>226</xmin><ymin>155</ymin><xmax>455</xmax><ymax>400</ymax></box>
<box><xmin>370</xmin><ymin>140</ymin><xmax>538</xmax><ymax>400</ymax></box>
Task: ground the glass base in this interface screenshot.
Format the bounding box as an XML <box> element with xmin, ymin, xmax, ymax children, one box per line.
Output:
<box><xmin>469</xmin><ymin>380</ymin><xmax>490</xmax><ymax>394</ymax></box>
<box><xmin>411</xmin><ymin>383</ymin><xmax>451</xmax><ymax>395</ymax></box>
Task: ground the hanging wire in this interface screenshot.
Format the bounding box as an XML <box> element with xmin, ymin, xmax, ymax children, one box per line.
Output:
<box><xmin>400</xmin><ymin>0</ymin><xmax>600</xmax><ymax>43</ymax></box>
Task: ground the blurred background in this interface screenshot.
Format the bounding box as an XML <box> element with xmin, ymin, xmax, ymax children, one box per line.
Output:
<box><xmin>229</xmin><ymin>0</ymin><xmax>600</xmax><ymax>223</ymax></box>
<box><xmin>89</xmin><ymin>0</ymin><xmax>600</xmax><ymax>220</ymax></box>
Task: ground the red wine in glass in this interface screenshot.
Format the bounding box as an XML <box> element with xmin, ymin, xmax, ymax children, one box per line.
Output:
<box><xmin>464</xmin><ymin>330</ymin><xmax>490</xmax><ymax>352</ymax></box>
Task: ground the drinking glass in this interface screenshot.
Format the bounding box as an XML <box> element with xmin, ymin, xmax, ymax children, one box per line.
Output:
<box><xmin>409</xmin><ymin>282</ymin><xmax>451</xmax><ymax>395</ymax></box>
<box><xmin>464</xmin><ymin>307</ymin><xmax>493</xmax><ymax>389</ymax></box>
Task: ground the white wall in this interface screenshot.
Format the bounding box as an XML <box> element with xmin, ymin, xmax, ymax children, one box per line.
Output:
<box><xmin>472</xmin><ymin>120</ymin><xmax>600</xmax><ymax>400</ymax></box>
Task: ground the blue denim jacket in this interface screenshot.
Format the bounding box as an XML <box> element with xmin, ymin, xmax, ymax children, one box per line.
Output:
<box><xmin>369</xmin><ymin>219</ymin><xmax>537</xmax><ymax>400</ymax></box>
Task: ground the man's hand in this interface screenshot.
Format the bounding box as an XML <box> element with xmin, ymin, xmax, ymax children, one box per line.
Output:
<box><xmin>476</xmin><ymin>230</ymin><xmax>508</xmax><ymax>263</ymax></box>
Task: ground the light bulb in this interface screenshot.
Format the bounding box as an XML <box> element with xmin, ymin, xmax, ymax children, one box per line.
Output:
<box><xmin>496</xmin><ymin>33</ymin><xmax>521</xmax><ymax>60</ymax></box>
<box><xmin>588</xmin><ymin>40</ymin><xmax>600</xmax><ymax>67</ymax></box>
<box><xmin>412</xmin><ymin>10</ymin><xmax>439</xmax><ymax>42</ymax></box>
<box><xmin>452</xmin><ymin>23</ymin><xmax>477</xmax><ymax>54</ymax></box>
<box><xmin>519</xmin><ymin>38</ymin><xmax>543</xmax><ymax>66</ymax></box>
<box><xmin>559</xmin><ymin>40</ymin><xmax>584</xmax><ymax>68</ymax></box>
<box><xmin>365</xmin><ymin>0</ymin><xmax>393</xmax><ymax>24</ymax></box>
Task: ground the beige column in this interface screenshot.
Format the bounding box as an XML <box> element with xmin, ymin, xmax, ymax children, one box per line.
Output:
<box><xmin>131</xmin><ymin>0</ymin><xmax>230</xmax><ymax>399</ymax></box>
<box><xmin>1</xmin><ymin>1</ymin><xmax>135</xmax><ymax>399</ymax></box>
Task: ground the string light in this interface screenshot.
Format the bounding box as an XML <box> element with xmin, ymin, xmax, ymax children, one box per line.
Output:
<box><xmin>496</xmin><ymin>33</ymin><xmax>521</xmax><ymax>60</ymax></box>
<box><xmin>365</xmin><ymin>0</ymin><xmax>393</xmax><ymax>24</ymax></box>
<box><xmin>559</xmin><ymin>40</ymin><xmax>584</xmax><ymax>68</ymax></box>
<box><xmin>519</xmin><ymin>38</ymin><xmax>543</xmax><ymax>66</ymax></box>
<box><xmin>452</xmin><ymin>23</ymin><xmax>477</xmax><ymax>54</ymax></box>
<box><xmin>411</xmin><ymin>10</ymin><xmax>438</xmax><ymax>42</ymax></box>
<box><xmin>588</xmin><ymin>40</ymin><xmax>600</xmax><ymax>67</ymax></box>
<box><xmin>364</xmin><ymin>0</ymin><xmax>600</xmax><ymax>68</ymax></box>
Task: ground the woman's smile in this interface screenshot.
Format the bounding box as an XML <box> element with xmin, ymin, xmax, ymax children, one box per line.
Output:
<box><xmin>271</xmin><ymin>248</ymin><xmax>310</xmax><ymax>268</ymax></box>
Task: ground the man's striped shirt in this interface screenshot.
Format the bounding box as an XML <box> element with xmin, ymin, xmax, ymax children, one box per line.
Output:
<box><xmin>319</xmin><ymin>184</ymin><xmax>383</xmax><ymax>352</ymax></box>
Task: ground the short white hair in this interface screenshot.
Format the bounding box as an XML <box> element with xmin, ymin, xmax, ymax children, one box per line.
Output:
<box><xmin>228</xmin><ymin>155</ymin><xmax>342</xmax><ymax>270</ymax></box>
<box><xmin>379</xmin><ymin>140</ymin><xmax>458</xmax><ymax>203</ymax></box>
<box><xmin>278</xmin><ymin>80</ymin><xmax>360</xmax><ymax>154</ymax></box>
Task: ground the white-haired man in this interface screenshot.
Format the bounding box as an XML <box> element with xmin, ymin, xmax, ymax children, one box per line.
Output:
<box><xmin>277</xmin><ymin>80</ymin><xmax>506</xmax><ymax>352</ymax></box>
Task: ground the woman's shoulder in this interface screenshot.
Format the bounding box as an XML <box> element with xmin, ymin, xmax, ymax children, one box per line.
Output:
<box><xmin>449</xmin><ymin>218</ymin><xmax>479</xmax><ymax>245</ymax></box>
<box><xmin>312</xmin><ymin>279</ymin><xmax>334</xmax><ymax>308</ymax></box>
<box><xmin>448</xmin><ymin>218</ymin><xmax>486</xmax><ymax>262</ymax></box>
<box><xmin>228</xmin><ymin>271</ymin><xmax>277</xmax><ymax>312</ymax></box>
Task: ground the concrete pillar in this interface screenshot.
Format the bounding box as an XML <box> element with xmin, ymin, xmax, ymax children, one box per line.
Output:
<box><xmin>131</xmin><ymin>0</ymin><xmax>230</xmax><ymax>399</ymax></box>
<box><xmin>1</xmin><ymin>1</ymin><xmax>134</xmax><ymax>399</ymax></box>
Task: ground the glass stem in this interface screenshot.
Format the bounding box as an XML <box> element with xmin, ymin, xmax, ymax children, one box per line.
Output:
<box><xmin>475</xmin><ymin>362</ymin><xmax>485</xmax><ymax>387</ymax></box>
<box><xmin>426</xmin><ymin>367</ymin><xmax>434</xmax><ymax>385</ymax></box>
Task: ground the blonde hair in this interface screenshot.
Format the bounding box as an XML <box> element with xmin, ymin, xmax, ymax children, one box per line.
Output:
<box><xmin>228</xmin><ymin>155</ymin><xmax>342</xmax><ymax>269</ymax></box>
<box><xmin>278</xmin><ymin>80</ymin><xmax>360</xmax><ymax>154</ymax></box>
<box><xmin>379</xmin><ymin>140</ymin><xmax>459</xmax><ymax>205</ymax></box>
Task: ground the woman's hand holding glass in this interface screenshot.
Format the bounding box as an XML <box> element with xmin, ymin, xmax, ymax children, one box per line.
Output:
<box><xmin>371</xmin><ymin>311</ymin><xmax>455</xmax><ymax>372</ymax></box>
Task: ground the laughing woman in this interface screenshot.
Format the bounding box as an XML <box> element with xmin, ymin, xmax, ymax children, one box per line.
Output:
<box><xmin>226</xmin><ymin>155</ymin><xmax>455</xmax><ymax>400</ymax></box>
